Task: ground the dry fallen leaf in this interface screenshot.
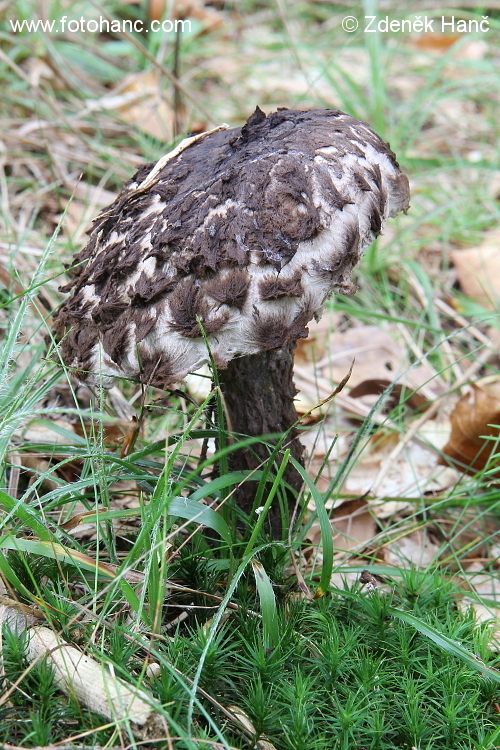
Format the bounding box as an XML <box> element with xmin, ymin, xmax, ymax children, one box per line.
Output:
<box><xmin>255</xmin><ymin>743</ymin><xmax>278</xmax><ymax>750</ymax></box>
<box><xmin>112</xmin><ymin>70</ymin><xmax>174</xmax><ymax>142</ymax></box>
<box><xmin>20</xmin><ymin>419</ymin><xmax>77</xmax><ymax>447</ymax></box>
<box><xmin>384</xmin><ymin>529</ymin><xmax>440</xmax><ymax>568</ymax></box>
<box><xmin>451</xmin><ymin>227</ymin><xmax>500</xmax><ymax>310</ymax></box>
<box><xmin>294</xmin><ymin>316</ymin><xmax>441</xmax><ymax>414</ymax></box>
<box><xmin>442</xmin><ymin>377</ymin><xmax>500</xmax><ymax>475</ymax></box>
<box><xmin>349</xmin><ymin>378</ymin><xmax>430</xmax><ymax>412</ymax></box>
<box><xmin>306</xmin><ymin>498</ymin><xmax>377</xmax><ymax>555</ymax></box>
<box><xmin>329</xmin><ymin>568</ymin><xmax>362</xmax><ymax>590</ymax></box>
<box><xmin>409</xmin><ymin>33</ymin><xmax>461</xmax><ymax>52</ymax></box>
<box><xmin>409</xmin><ymin>34</ymin><xmax>486</xmax><ymax>61</ymax></box>
<box><xmin>294</xmin><ymin>310</ymin><xmax>342</xmax><ymax>364</ymax></box>
<box><xmin>187</xmin><ymin>314</ymin><xmax>441</xmax><ymax>418</ymax></box>
<box><xmin>303</xmin><ymin>415</ymin><xmax>457</xmax><ymax>518</ymax></box>
<box><xmin>344</xmin><ymin>432</ymin><xmax>458</xmax><ymax>519</ymax></box>
<box><xmin>458</xmin><ymin>562</ymin><xmax>499</xmax><ymax>644</ymax></box>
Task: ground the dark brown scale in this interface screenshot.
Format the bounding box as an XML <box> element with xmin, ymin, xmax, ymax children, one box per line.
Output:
<box><xmin>367</xmin><ymin>164</ymin><xmax>383</xmax><ymax>191</ymax></box>
<box><xmin>368</xmin><ymin>199</ymin><xmax>382</xmax><ymax>235</ymax></box>
<box><xmin>127</xmin><ymin>307</ymin><xmax>158</xmax><ymax>341</ymax></box>
<box><xmin>204</xmin><ymin>270</ymin><xmax>250</xmax><ymax>309</ymax></box>
<box><xmin>259</xmin><ymin>271</ymin><xmax>303</xmax><ymax>301</ymax></box>
<box><xmin>316</xmin><ymin>167</ymin><xmax>353</xmax><ymax>211</ymax></box>
<box><xmin>137</xmin><ymin>349</ymin><xmax>186</xmax><ymax>389</ymax></box>
<box><xmin>287</xmin><ymin>296</ymin><xmax>317</xmax><ymax>341</ymax></box>
<box><xmin>250</xmin><ymin>313</ymin><xmax>290</xmax><ymax>351</ymax></box>
<box><xmin>353</xmin><ymin>171</ymin><xmax>372</xmax><ymax>192</ymax></box>
<box><xmin>202</xmin><ymin>311</ymin><xmax>230</xmax><ymax>336</ymax></box>
<box><xmin>102</xmin><ymin>323</ymin><xmax>130</xmax><ymax>365</ymax></box>
<box><xmin>167</xmin><ymin>278</ymin><xmax>203</xmax><ymax>337</ymax></box>
<box><xmin>167</xmin><ymin>278</ymin><xmax>228</xmax><ymax>338</ymax></box>
<box><xmin>59</xmin><ymin>322</ymin><xmax>98</xmax><ymax>371</ymax></box>
<box><xmin>129</xmin><ymin>272</ymin><xmax>177</xmax><ymax>306</ymax></box>
<box><xmin>92</xmin><ymin>299</ymin><xmax>129</xmax><ymax>326</ymax></box>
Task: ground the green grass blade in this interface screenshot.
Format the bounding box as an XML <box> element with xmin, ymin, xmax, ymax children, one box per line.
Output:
<box><xmin>168</xmin><ymin>497</ymin><xmax>232</xmax><ymax>545</ymax></box>
<box><xmin>0</xmin><ymin>489</ymin><xmax>54</xmax><ymax>541</ymax></box>
<box><xmin>390</xmin><ymin>607</ymin><xmax>500</xmax><ymax>683</ymax></box>
<box><xmin>189</xmin><ymin>470</ymin><xmax>262</xmax><ymax>502</ymax></box>
<box><xmin>61</xmin><ymin>497</ymin><xmax>232</xmax><ymax>545</ymax></box>
<box><xmin>243</xmin><ymin>449</ymin><xmax>290</xmax><ymax>559</ymax></box>
<box><xmin>187</xmin><ymin>541</ymin><xmax>277</xmax><ymax>736</ymax></box>
<box><xmin>289</xmin><ymin>457</ymin><xmax>333</xmax><ymax>596</ymax></box>
<box><xmin>251</xmin><ymin>559</ymin><xmax>278</xmax><ymax>649</ymax></box>
<box><xmin>0</xmin><ymin>536</ymin><xmax>119</xmax><ymax>580</ymax></box>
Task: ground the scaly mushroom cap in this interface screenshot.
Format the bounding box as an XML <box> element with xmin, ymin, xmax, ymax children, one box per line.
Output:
<box><xmin>55</xmin><ymin>107</ymin><xmax>410</xmax><ymax>388</ymax></box>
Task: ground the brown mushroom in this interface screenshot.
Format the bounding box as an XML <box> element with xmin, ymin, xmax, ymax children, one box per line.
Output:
<box><xmin>54</xmin><ymin>107</ymin><xmax>410</xmax><ymax>530</ymax></box>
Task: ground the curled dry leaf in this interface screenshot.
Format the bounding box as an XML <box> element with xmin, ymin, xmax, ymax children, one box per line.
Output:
<box><xmin>256</xmin><ymin>741</ymin><xmax>279</xmax><ymax>750</ymax></box>
<box><xmin>0</xmin><ymin>595</ymin><xmax>42</xmax><ymax>633</ymax></box>
<box><xmin>0</xmin><ymin>599</ymin><xmax>157</xmax><ymax>727</ymax></box>
<box><xmin>226</xmin><ymin>704</ymin><xmax>256</xmax><ymax>735</ymax></box>
<box><xmin>441</xmin><ymin>377</ymin><xmax>500</xmax><ymax>475</ymax></box>
<box><xmin>451</xmin><ymin>227</ymin><xmax>500</xmax><ymax>310</ymax></box>
<box><xmin>349</xmin><ymin>378</ymin><xmax>430</xmax><ymax>412</ymax></box>
<box><xmin>26</xmin><ymin>627</ymin><xmax>154</xmax><ymax>724</ymax></box>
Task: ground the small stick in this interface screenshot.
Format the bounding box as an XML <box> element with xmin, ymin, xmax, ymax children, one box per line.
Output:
<box><xmin>0</xmin><ymin>600</ymin><xmax>155</xmax><ymax>727</ymax></box>
<box><xmin>434</xmin><ymin>297</ymin><xmax>492</xmax><ymax>348</ymax></box>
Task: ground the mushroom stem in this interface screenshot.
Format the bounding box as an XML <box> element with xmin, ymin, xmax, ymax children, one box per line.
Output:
<box><xmin>219</xmin><ymin>343</ymin><xmax>304</xmax><ymax>535</ymax></box>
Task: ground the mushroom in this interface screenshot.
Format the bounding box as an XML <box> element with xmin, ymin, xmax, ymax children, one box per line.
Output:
<box><xmin>55</xmin><ymin>107</ymin><xmax>409</xmax><ymax>528</ymax></box>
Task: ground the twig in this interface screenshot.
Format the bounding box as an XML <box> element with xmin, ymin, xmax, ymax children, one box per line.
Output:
<box><xmin>0</xmin><ymin>601</ymin><xmax>156</xmax><ymax>727</ymax></box>
<box><xmin>434</xmin><ymin>297</ymin><xmax>493</xmax><ymax>348</ymax></box>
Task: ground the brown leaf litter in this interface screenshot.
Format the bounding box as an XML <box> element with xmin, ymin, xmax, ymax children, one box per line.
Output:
<box><xmin>451</xmin><ymin>227</ymin><xmax>500</xmax><ymax>311</ymax></box>
<box><xmin>442</xmin><ymin>376</ymin><xmax>500</xmax><ymax>476</ymax></box>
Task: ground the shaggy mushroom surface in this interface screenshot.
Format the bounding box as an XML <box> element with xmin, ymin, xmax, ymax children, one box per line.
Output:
<box><xmin>55</xmin><ymin>107</ymin><xmax>409</xmax><ymax>387</ymax></box>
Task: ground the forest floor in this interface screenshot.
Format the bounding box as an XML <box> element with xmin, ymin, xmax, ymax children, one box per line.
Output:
<box><xmin>0</xmin><ymin>1</ymin><xmax>499</xmax><ymax>748</ymax></box>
